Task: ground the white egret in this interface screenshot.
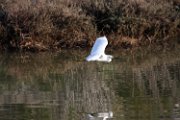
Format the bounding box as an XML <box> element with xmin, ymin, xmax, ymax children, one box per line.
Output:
<box><xmin>86</xmin><ymin>36</ymin><xmax>113</xmax><ymax>62</ymax></box>
<box><xmin>87</xmin><ymin>111</ymin><xmax>113</xmax><ymax>120</ymax></box>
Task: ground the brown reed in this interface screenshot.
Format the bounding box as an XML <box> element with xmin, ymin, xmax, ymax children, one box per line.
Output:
<box><xmin>0</xmin><ymin>0</ymin><xmax>179</xmax><ymax>51</ymax></box>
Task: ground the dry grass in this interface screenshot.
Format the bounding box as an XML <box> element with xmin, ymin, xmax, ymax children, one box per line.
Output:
<box><xmin>0</xmin><ymin>0</ymin><xmax>179</xmax><ymax>51</ymax></box>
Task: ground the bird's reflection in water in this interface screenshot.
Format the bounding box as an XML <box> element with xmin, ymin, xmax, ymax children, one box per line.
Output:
<box><xmin>87</xmin><ymin>111</ymin><xmax>113</xmax><ymax>120</ymax></box>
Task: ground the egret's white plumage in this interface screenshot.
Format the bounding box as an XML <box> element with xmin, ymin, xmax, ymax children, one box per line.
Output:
<box><xmin>87</xmin><ymin>111</ymin><xmax>113</xmax><ymax>120</ymax></box>
<box><xmin>86</xmin><ymin>36</ymin><xmax>113</xmax><ymax>62</ymax></box>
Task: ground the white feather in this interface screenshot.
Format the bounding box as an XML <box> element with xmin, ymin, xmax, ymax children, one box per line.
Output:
<box><xmin>86</xmin><ymin>36</ymin><xmax>113</xmax><ymax>62</ymax></box>
<box><xmin>87</xmin><ymin>111</ymin><xmax>113</xmax><ymax>120</ymax></box>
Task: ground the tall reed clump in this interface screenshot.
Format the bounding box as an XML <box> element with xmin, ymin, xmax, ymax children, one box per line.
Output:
<box><xmin>0</xmin><ymin>0</ymin><xmax>179</xmax><ymax>51</ymax></box>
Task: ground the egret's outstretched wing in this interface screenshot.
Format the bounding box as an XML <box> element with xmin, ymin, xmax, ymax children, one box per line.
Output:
<box><xmin>90</xmin><ymin>36</ymin><xmax>108</xmax><ymax>56</ymax></box>
<box><xmin>86</xmin><ymin>36</ymin><xmax>109</xmax><ymax>62</ymax></box>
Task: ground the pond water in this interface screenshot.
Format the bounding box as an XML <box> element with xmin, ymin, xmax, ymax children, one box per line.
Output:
<box><xmin>0</xmin><ymin>49</ymin><xmax>180</xmax><ymax>120</ymax></box>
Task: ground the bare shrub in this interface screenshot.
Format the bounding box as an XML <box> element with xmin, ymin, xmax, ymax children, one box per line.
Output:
<box><xmin>80</xmin><ymin>0</ymin><xmax>123</xmax><ymax>34</ymax></box>
<box><xmin>0</xmin><ymin>0</ymin><xmax>179</xmax><ymax>51</ymax></box>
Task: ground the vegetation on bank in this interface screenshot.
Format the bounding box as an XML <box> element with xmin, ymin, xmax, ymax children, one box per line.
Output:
<box><xmin>0</xmin><ymin>0</ymin><xmax>179</xmax><ymax>51</ymax></box>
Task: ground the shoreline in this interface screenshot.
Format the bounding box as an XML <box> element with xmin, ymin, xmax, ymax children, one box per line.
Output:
<box><xmin>0</xmin><ymin>0</ymin><xmax>179</xmax><ymax>52</ymax></box>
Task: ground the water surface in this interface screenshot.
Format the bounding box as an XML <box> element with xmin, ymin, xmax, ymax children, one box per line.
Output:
<box><xmin>0</xmin><ymin>50</ymin><xmax>180</xmax><ymax>120</ymax></box>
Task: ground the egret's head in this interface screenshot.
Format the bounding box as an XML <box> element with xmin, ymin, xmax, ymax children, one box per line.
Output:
<box><xmin>107</xmin><ymin>58</ymin><xmax>112</xmax><ymax>62</ymax></box>
<box><xmin>107</xmin><ymin>55</ymin><xmax>113</xmax><ymax>62</ymax></box>
<box><xmin>109</xmin><ymin>111</ymin><xmax>113</xmax><ymax>117</ymax></box>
